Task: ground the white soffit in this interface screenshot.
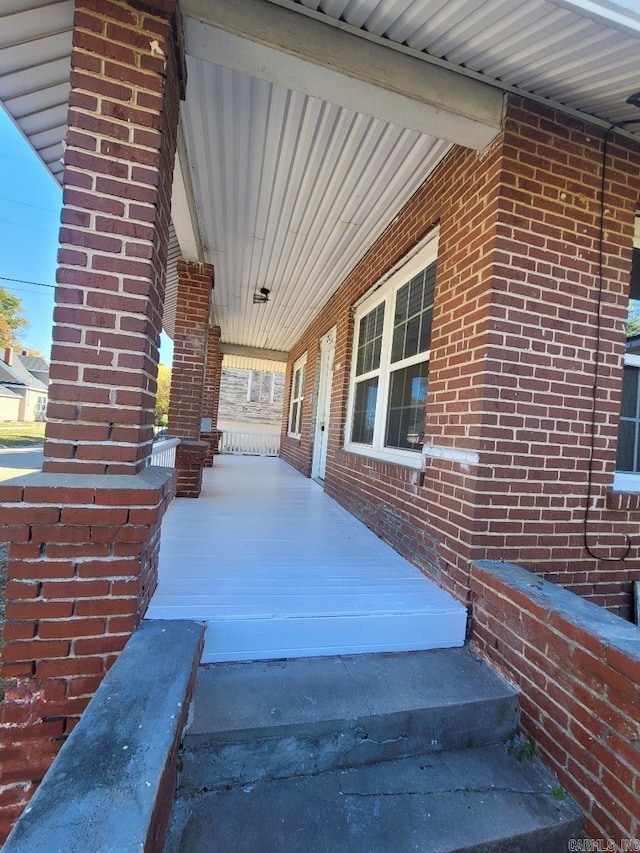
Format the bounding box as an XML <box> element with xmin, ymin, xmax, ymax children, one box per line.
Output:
<box><xmin>274</xmin><ymin>0</ymin><xmax>640</xmax><ymax>127</ymax></box>
<box><xmin>0</xmin><ymin>1</ymin><xmax>74</xmax><ymax>184</ymax></box>
<box><xmin>223</xmin><ymin>355</ymin><xmax>287</xmax><ymax>373</ymax></box>
<box><xmin>181</xmin><ymin>56</ymin><xmax>452</xmax><ymax>352</ymax></box>
<box><xmin>183</xmin><ymin>0</ymin><xmax>504</xmax><ymax>149</ymax></box>
<box><xmin>163</xmin><ymin>224</ymin><xmax>182</xmax><ymax>342</ymax></box>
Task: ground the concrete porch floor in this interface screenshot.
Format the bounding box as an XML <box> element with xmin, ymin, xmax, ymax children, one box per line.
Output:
<box><xmin>145</xmin><ymin>456</ymin><xmax>466</xmax><ymax>663</ymax></box>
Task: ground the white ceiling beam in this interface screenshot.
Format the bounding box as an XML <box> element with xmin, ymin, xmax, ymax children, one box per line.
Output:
<box><xmin>170</xmin><ymin>117</ymin><xmax>203</xmax><ymax>263</ymax></box>
<box><xmin>182</xmin><ymin>0</ymin><xmax>504</xmax><ymax>150</ymax></box>
<box><xmin>219</xmin><ymin>343</ymin><xmax>289</xmax><ymax>362</ymax></box>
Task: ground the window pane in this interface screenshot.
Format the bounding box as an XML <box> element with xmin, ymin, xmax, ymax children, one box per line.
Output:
<box><xmin>351</xmin><ymin>378</ymin><xmax>378</xmax><ymax>444</ymax></box>
<box><xmin>617</xmin><ymin>419</ymin><xmax>636</xmax><ymax>471</ymax></box>
<box><xmin>391</xmin><ymin>324</ymin><xmax>404</xmax><ymax>363</ymax></box>
<box><xmin>404</xmin><ymin>316</ymin><xmax>420</xmax><ymax>358</ymax></box>
<box><xmin>394</xmin><ymin>283</ymin><xmax>408</xmax><ymax>326</ymax></box>
<box><xmin>290</xmin><ymin>400</ymin><xmax>299</xmax><ymax>434</ymax></box>
<box><xmin>407</xmin><ymin>277</ymin><xmax>423</xmax><ymax>317</ymax></box>
<box><xmin>620</xmin><ymin>366</ymin><xmax>638</xmax><ymax>418</ymax></box>
<box><xmin>618</xmin><ymin>365</ymin><xmax>640</xmax><ymax>471</ymax></box>
<box><xmin>391</xmin><ymin>261</ymin><xmax>436</xmax><ymax>363</ymax></box>
<box><xmin>385</xmin><ymin>363</ymin><xmax>428</xmax><ymax>451</ymax></box>
<box><xmin>627</xmin><ymin>246</ymin><xmax>640</xmax><ymax>339</ymax></box>
<box><xmin>356</xmin><ymin>304</ymin><xmax>385</xmax><ymax>376</ymax></box>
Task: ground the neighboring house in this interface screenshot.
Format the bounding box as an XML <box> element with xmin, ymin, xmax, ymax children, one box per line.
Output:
<box><xmin>0</xmin><ymin>386</ymin><xmax>21</xmax><ymax>422</ymax></box>
<box><xmin>217</xmin><ymin>367</ymin><xmax>285</xmax><ymax>433</ymax></box>
<box><xmin>18</xmin><ymin>352</ymin><xmax>50</xmax><ymax>388</ymax></box>
<box><xmin>0</xmin><ymin>348</ymin><xmax>48</xmax><ymax>422</ymax></box>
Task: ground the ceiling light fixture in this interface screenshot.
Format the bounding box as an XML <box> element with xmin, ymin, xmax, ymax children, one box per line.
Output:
<box><xmin>253</xmin><ymin>287</ymin><xmax>271</xmax><ymax>304</ymax></box>
<box><xmin>626</xmin><ymin>91</ymin><xmax>640</xmax><ymax>108</ymax></box>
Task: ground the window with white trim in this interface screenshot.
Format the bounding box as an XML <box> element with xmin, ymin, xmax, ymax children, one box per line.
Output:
<box><xmin>345</xmin><ymin>234</ymin><xmax>437</xmax><ymax>467</ymax></box>
<box><xmin>288</xmin><ymin>354</ymin><xmax>306</xmax><ymax>438</ymax></box>
<box><xmin>247</xmin><ymin>370</ymin><xmax>275</xmax><ymax>403</ymax></box>
<box><xmin>615</xmin><ymin>215</ymin><xmax>640</xmax><ymax>481</ymax></box>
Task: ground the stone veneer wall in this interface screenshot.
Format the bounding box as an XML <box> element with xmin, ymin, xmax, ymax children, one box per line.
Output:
<box><xmin>218</xmin><ymin>369</ymin><xmax>284</xmax><ymax>427</ymax></box>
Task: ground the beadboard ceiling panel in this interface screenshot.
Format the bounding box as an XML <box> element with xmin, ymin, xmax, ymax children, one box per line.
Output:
<box><xmin>181</xmin><ymin>57</ymin><xmax>451</xmax><ymax>351</ymax></box>
<box><xmin>0</xmin><ymin>1</ymin><xmax>73</xmax><ymax>183</ymax></box>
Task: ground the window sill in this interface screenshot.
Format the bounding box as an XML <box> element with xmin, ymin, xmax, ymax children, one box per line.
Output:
<box><xmin>343</xmin><ymin>443</ymin><xmax>423</xmax><ymax>470</ymax></box>
<box><xmin>607</xmin><ymin>473</ymin><xmax>640</xmax><ymax>510</ymax></box>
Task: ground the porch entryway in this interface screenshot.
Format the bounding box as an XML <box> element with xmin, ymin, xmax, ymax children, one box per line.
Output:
<box><xmin>146</xmin><ymin>456</ymin><xmax>466</xmax><ymax>663</ymax></box>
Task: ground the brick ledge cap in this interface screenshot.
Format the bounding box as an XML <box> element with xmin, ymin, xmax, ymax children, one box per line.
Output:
<box><xmin>0</xmin><ymin>467</ymin><xmax>174</xmax><ymax>491</ymax></box>
<box><xmin>471</xmin><ymin>560</ymin><xmax>640</xmax><ymax>661</ymax></box>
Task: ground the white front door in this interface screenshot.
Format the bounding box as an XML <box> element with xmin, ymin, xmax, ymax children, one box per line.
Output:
<box><xmin>312</xmin><ymin>328</ymin><xmax>336</xmax><ymax>481</ymax></box>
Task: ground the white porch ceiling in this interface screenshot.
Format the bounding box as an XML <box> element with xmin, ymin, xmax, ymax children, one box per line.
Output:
<box><xmin>1</xmin><ymin>0</ymin><xmax>640</xmax><ymax>359</ymax></box>
<box><xmin>180</xmin><ymin>58</ymin><xmax>451</xmax><ymax>351</ymax></box>
<box><xmin>0</xmin><ymin>0</ymin><xmax>73</xmax><ymax>183</ymax></box>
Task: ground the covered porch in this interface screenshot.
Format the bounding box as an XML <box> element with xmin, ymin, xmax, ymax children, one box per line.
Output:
<box><xmin>146</xmin><ymin>455</ymin><xmax>466</xmax><ymax>663</ymax></box>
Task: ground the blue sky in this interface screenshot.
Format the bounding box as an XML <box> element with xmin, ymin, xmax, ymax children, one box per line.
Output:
<box><xmin>0</xmin><ymin>106</ymin><xmax>173</xmax><ymax>364</ymax></box>
<box><xmin>0</xmin><ymin>107</ymin><xmax>60</xmax><ymax>358</ymax></box>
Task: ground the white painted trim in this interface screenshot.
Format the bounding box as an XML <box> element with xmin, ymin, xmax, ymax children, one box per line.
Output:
<box><xmin>352</xmin><ymin>227</ymin><xmax>441</xmax><ymax>311</ymax></box>
<box><xmin>612</xmin><ymin>471</ymin><xmax>640</xmax><ymax>492</ymax></box>
<box><xmin>182</xmin><ymin>0</ymin><xmax>503</xmax><ymax>150</ymax></box>
<box><xmin>344</xmin><ymin>232</ymin><xmax>438</xmax><ymax>469</ymax></box>
<box><xmin>288</xmin><ymin>353</ymin><xmax>307</xmax><ymax>438</ymax></box>
<box><xmin>311</xmin><ymin>328</ymin><xmax>336</xmax><ymax>481</ymax></box>
<box><xmin>170</xmin><ymin>119</ymin><xmax>203</xmax><ymax>262</ymax></box>
<box><xmin>422</xmin><ymin>445</ymin><xmax>480</xmax><ymax>466</ymax></box>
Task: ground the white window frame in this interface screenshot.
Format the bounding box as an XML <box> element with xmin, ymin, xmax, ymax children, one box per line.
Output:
<box><xmin>344</xmin><ymin>231</ymin><xmax>438</xmax><ymax>469</ymax></box>
<box><xmin>247</xmin><ymin>370</ymin><xmax>275</xmax><ymax>404</ymax></box>
<box><xmin>614</xmin><ymin>218</ymin><xmax>640</xmax><ymax>491</ymax></box>
<box><xmin>288</xmin><ymin>354</ymin><xmax>307</xmax><ymax>438</ymax></box>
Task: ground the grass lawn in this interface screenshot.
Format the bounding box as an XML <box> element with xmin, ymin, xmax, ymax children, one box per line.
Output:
<box><xmin>0</xmin><ymin>422</ymin><xmax>45</xmax><ymax>448</ymax></box>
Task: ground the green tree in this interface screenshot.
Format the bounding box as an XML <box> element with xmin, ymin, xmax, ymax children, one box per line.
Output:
<box><xmin>0</xmin><ymin>286</ymin><xmax>29</xmax><ymax>347</ymax></box>
<box><xmin>156</xmin><ymin>362</ymin><xmax>172</xmax><ymax>425</ymax></box>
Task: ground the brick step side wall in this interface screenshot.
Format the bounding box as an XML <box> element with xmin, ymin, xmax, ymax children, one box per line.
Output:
<box><xmin>470</xmin><ymin>560</ymin><xmax>640</xmax><ymax>845</ymax></box>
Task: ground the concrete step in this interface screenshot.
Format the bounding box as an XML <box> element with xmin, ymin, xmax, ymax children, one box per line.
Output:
<box><xmin>168</xmin><ymin>744</ymin><xmax>583</xmax><ymax>852</ymax></box>
<box><xmin>178</xmin><ymin>648</ymin><xmax>519</xmax><ymax>795</ymax></box>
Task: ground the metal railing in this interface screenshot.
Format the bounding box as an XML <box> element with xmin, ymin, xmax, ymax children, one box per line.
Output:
<box><xmin>219</xmin><ymin>430</ymin><xmax>280</xmax><ymax>457</ymax></box>
<box><xmin>150</xmin><ymin>437</ymin><xmax>180</xmax><ymax>467</ymax></box>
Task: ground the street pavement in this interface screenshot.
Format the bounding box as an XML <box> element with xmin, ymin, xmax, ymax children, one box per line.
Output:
<box><xmin>0</xmin><ymin>446</ymin><xmax>44</xmax><ymax>480</ymax></box>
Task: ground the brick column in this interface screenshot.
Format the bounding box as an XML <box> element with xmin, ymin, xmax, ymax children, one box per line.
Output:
<box><xmin>200</xmin><ymin>325</ymin><xmax>221</xmax><ymax>466</ymax></box>
<box><xmin>0</xmin><ymin>0</ymin><xmax>185</xmax><ymax>842</ymax></box>
<box><xmin>44</xmin><ymin>0</ymin><xmax>185</xmax><ymax>476</ymax></box>
<box><xmin>168</xmin><ymin>260</ymin><xmax>213</xmax><ymax>496</ymax></box>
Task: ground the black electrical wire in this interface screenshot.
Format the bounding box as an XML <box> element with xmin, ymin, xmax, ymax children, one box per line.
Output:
<box><xmin>582</xmin><ymin>120</ymin><xmax>640</xmax><ymax>562</ymax></box>
<box><xmin>0</xmin><ymin>276</ymin><xmax>55</xmax><ymax>289</ymax></box>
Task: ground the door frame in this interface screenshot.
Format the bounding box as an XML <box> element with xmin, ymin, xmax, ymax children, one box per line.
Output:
<box><xmin>312</xmin><ymin>327</ymin><xmax>336</xmax><ymax>481</ymax></box>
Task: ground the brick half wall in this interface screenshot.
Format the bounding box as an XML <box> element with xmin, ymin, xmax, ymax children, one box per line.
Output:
<box><xmin>470</xmin><ymin>560</ymin><xmax>640</xmax><ymax>845</ymax></box>
<box><xmin>0</xmin><ymin>467</ymin><xmax>175</xmax><ymax>842</ymax></box>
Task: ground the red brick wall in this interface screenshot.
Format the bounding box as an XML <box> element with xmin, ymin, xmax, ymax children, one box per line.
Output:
<box><xmin>473</xmin><ymin>100</ymin><xmax>640</xmax><ymax>616</ymax></box>
<box><xmin>168</xmin><ymin>260</ymin><xmax>214</xmax><ymax>440</ymax></box>
<box><xmin>0</xmin><ymin>470</ymin><xmax>175</xmax><ymax>840</ymax></box>
<box><xmin>45</xmin><ymin>0</ymin><xmax>183</xmax><ymax>475</ymax></box>
<box><xmin>201</xmin><ymin>325</ymin><xmax>222</xmax><ymax>465</ymax></box>
<box><xmin>281</xmin><ymin>95</ymin><xmax>640</xmax><ymax>616</ymax></box>
<box><xmin>471</xmin><ymin>561</ymin><xmax>640</xmax><ymax>845</ymax></box>
<box><xmin>201</xmin><ymin>325</ymin><xmax>221</xmax><ymax>427</ymax></box>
